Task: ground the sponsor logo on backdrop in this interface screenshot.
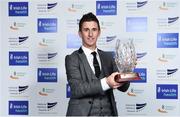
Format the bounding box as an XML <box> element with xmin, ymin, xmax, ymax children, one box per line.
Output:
<box><xmin>157</xmin><ymin>33</ymin><xmax>179</xmax><ymax>48</ymax></box>
<box><xmin>8</xmin><ymin>36</ymin><xmax>28</xmax><ymax>48</ymax></box>
<box><xmin>10</xmin><ymin>71</ymin><xmax>27</xmax><ymax>80</ymax></box>
<box><xmin>9</xmin><ymin>2</ymin><xmax>28</xmax><ymax>16</ymax></box>
<box><xmin>158</xmin><ymin>53</ymin><xmax>176</xmax><ymax>63</ymax></box>
<box><xmin>159</xmin><ymin>1</ymin><xmax>178</xmax><ymax>11</ymax></box>
<box><xmin>136</xmin><ymin>52</ymin><xmax>147</xmax><ymax>65</ymax></box>
<box><xmin>9</xmin><ymin>51</ymin><xmax>29</xmax><ymax>66</ymax></box>
<box><xmin>38</xmin><ymin>87</ymin><xmax>55</xmax><ymax>96</ymax></box>
<box><xmin>157</xmin><ymin>104</ymin><xmax>176</xmax><ymax>113</ymax></box>
<box><xmin>137</xmin><ymin>52</ymin><xmax>147</xmax><ymax>60</ymax></box>
<box><xmin>37</xmin><ymin>68</ymin><xmax>57</xmax><ymax>82</ymax></box>
<box><xmin>157</xmin><ymin>17</ymin><xmax>179</xmax><ymax>29</ymax></box>
<box><xmin>9</xmin><ymin>85</ymin><xmax>29</xmax><ymax>97</ymax></box>
<box><xmin>96</xmin><ymin>1</ymin><xmax>117</xmax><ymax>15</ymax></box>
<box><xmin>66</xmin><ymin>84</ymin><xmax>71</xmax><ymax>98</ymax></box>
<box><xmin>106</xmin><ymin>36</ymin><xmax>116</xmax><ymax>42</ymax></box>
<box><xmin>66</xmin><ymin>19</ymin><xmax>79</xmax><ymax>28</ymax></box>
<box><xmin>37</xmin><ymin>102</ymin><xmax>58</xmax><ymax>114</ymax></box>
<box><xmin>37</xmin><ymin>2</ymin><xmax>57</xmax><ymax>14</ymax></box>
<box><xmin>9</xmin><ymin>101</ymin><xmax>28</xmax><ymax>115</ymax></box>
<box><xmin>168</xmin><ymin>17</ymin><xmax>179</xmax><ymax>24</ymax></box>
<box><xmin>127</xmin><ymin>87</ymin><xmax>144</xmax><ymax>97</ymax></box>
<box><xmin>100</xmin><ymin>21</ymin><xmax>115</xmax><ymax>30</ymax></box>
<box><xmin>126</xmin><ymin>17</ymin><xmax>147</xmax><ymax>32</ymax></box>
<box><xmin>125</xmin><ymin>103</ymin><xmax>147</xmax><ymax>114</ymax></box>
<box><xmin>132</xmin><ymin>68</ymin><xmax>147</xmax><ymax>83</ymax></box>
<box><xmin>38</xmin><ymin>38</ymin><xmax>56</xmax><ymax>47</ymax></box>
<box><xmin>37</xmin><ymin>52</ymin><xmax>58</xmax><ymax>64</ymax></box>
<box><xmin>98</xmin><ymin>35</ymin><xmax>116</xmax><ymax>43</ymax></box>
<box><xmin>67</xmin><ymin>34</ymin><xmax>81</xmax><ymax>48</ymax></box>
<box><xmin>98</xmin><ymin>35</ymin><xmax>117</xmax><ymax>51</ymax></box>
<box><xmin>156</xmin><ymin>84</ymin><xmax>178</xmax><ymax>99</ymax></box>
<box><xmin>38</xmin><ymin>18</ymin><xmax>57</xmax><ymax>33</ymax></box>
<box><xmin>10</xmin><ymin>21</ymin><xmax>26</xmax><ymax>31</ymax></box>
<box><xmin>156</xmin><ymin>68</ymin><xmax>178</xmax><ymax>80</ymax></box>
<box><xmin>68</xmin><ymin>3</ymin><xmax>84</xmax><ymax>12</ymax></box>
<box><xmin>126</xmin><ymin>1</ymin><xmax>148</xmax><ymax>11</ymax></box>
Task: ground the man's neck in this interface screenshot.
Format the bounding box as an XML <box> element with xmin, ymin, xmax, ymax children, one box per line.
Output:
<box><xmin>83</xmin><ymin>45</ymin><xmax>96</xmax><ymax>51</ymax></box>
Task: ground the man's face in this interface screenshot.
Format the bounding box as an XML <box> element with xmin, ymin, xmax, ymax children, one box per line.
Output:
<box><xmin>79</xmin><ymin>21</ymin><xmax>100</xmax><ymax>50</ymax></box>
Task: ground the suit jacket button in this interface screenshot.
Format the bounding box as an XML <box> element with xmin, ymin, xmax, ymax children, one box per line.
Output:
<box><xmin>88</xmin><ymin>101</ymin><xmax>92</xmax><ymax>104</ymax></box>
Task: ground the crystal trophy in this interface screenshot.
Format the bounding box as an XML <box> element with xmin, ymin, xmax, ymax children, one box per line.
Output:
<box><xmin>114</xmin><ymin>39</ymin><xmax>141</xmax><ymax>82</ymax></box>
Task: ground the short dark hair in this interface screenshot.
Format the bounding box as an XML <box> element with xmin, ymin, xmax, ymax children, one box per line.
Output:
<box><xmin>79</xmin><ymin>12</ymin><xmax>100</xmax><ymax>32</ymax></box>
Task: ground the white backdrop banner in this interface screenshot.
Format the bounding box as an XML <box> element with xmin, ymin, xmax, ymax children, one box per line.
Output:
<box><xmin>0</xmin><ymin>1</ymin><xmax>2</xmax><ymax>116</ymax></box>
<box><xmin>0</xmin><ymin>0</ymin><xmax>180</xmax><ymax>116</ymax></box>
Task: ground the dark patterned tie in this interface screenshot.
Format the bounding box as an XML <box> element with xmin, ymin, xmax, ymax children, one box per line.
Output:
<box><xmin>91</xmin><ymin>52</ymin><xmax>101</xmax><ymax>78</ymax></box>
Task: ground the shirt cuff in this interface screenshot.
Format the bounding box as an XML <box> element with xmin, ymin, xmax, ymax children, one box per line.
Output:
<box><xmin>101</xmin><ymin>77</ymin><xmax>110</xmax><ymax>91</ymax></box>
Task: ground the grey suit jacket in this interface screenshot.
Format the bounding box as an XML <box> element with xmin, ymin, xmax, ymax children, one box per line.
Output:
<box><xmin>65</xmin><ymin>47</ymin><xmax>130</xmax><ymax>116</ymax></box>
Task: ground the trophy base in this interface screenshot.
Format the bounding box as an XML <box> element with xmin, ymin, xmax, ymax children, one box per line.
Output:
<box><xmin>115</xmin><ymin>72</ymin><xmax>141</xmax><ymax>83</ymax></box>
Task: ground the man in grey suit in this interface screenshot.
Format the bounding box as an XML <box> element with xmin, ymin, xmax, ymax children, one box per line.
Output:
<box><xmin>65</xmin><ymin>12</ymin><xmax>130</xmax><ymax>116</ymax></box>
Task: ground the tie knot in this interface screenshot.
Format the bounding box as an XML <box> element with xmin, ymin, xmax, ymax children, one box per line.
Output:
<box><xmin>91</xmin><ymin>51</ymin><xmax>97</xmax><ymax>57</ymax></box>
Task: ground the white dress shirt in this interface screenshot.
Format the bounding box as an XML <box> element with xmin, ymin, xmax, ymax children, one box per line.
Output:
<box><xmin>82</xmin><ymin>46</ymin><xmax>110</xmax><ymax>91</ymax></box>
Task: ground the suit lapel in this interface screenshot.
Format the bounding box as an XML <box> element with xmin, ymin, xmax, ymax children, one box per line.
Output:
<box><xmin>98</xmin><ymin>49</ymin><xmax>108</xmax><ymax>77</ymax></box>
<box><xmin>78</xmin><ymin>47</ymin><xmax>94</xmax><ymax>81</ymax></box>
<box><xmin>98</xmin><ymin>49</ymin><xmax>106</xmax><ymax>78</ymax></box>
<box><xmin>77</xmin><ymin>48</ymin><xmax>107</xmax><ymax>80</ymax></box>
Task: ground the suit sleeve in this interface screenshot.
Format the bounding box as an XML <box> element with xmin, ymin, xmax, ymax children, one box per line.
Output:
<box><xmin>65</xmin><ymin>54</ymin><xmax>104</xmax><ymax>99</ymax></box>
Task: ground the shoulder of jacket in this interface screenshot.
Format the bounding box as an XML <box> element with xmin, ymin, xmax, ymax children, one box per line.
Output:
<box><xmin>66</xmin><ymin>50</ymin><xmax>79</xmax><ymax>59</ymax></box>
<box><xmin>98</xmin><ymin>49</ymin><xmax>112</xmax><ymax>56</ymax></box>
<box><xmin>68</xmin><ymin>50</ymin><xmax>78</xmax><ymax>55</ymax></box>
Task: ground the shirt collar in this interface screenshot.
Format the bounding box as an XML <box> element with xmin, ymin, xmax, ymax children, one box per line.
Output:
<box><xmin>82</xmin><ymin>46</ymin><xmax>98</xmax><ymax>56</ymax></box>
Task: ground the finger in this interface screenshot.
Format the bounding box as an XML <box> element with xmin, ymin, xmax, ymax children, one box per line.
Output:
<box><xmin>114</xmin><ymin>83</ymin><xmax>120</xmax><ymax>87</ymax></box>
<box><xmin>113</xmin><ymin>72</ymin><xmax>119</xmax><ymax>76</ymax></box>
<box><xmin>114</xmin><ymin>85</ymin><xmax>121</xmax><ymax>89</ymax></box>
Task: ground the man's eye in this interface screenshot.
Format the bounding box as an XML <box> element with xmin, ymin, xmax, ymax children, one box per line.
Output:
<box><xmin>92</xmin><ymin>28</ymin><xmax>98</xmax><ymax>31</ymax></box>
<box><xmin>83</xmin><ymin>28</ymin><xmax>89</xmax><ymax>31</ymax></box>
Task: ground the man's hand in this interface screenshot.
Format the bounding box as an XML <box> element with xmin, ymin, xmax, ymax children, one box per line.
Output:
<box><xmin>106</xmin><ymin>72</ymin><xmax>124</xmax><ymax>89</ymax></box>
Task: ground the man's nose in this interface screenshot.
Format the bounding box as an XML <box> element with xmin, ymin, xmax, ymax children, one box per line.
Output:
<box><xmin>89</xmin><ymin>30</ymin><xmax>93</xmax><ymax>37</ymax></box>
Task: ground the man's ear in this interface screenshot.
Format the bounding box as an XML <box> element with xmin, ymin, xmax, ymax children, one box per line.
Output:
<box><xmin>78</xmin><ymin>31</ymin><xmax>82</xmax><ymax>38</ymax></box>
<box><xmin>98</xmin><ymin>30</ymin><xmax>101</xmax><ymax>37</ymax></box>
